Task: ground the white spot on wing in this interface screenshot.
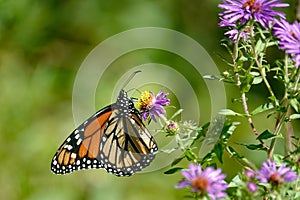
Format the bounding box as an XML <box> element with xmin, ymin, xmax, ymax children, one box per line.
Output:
<box><xmin>76</xmin><ymin>138</ymin><xmax>82</xmax><ymax>145</ymax></box>
<box><xmin>71</xmin><ymin>153</ymin><xmax>77</xmax><ymax>159</ymax></box>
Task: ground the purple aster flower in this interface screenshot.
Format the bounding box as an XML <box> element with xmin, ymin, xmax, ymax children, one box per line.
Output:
<box><xmin>256</xmin><ymin>160</ymin><xmax>298</xmax><ymax>186</ymax></box>
<box><xmin>245</xmin><ymin>169</ymin><xmax>256</xmax><ymax>178</ymax></box>
<box><xmin>247</xmin><ymin>181</ymin><xmax>258</xmax><ymax>192</ymax></box>
<box><xmin>138</xmin><ymin>88</ymin><xmax>170</xmax><ymax>122</ymax></box>
<box><xmin>224</xmin><ymin>26</ymin><xmax>251</xmax><ymax>42</ymax></box>
<box><xmin>273</xmin><ymin>19</ymin><xmax>300</xmax><ymax>67</ymax></box>
<box><xmin>175</xmin><ymin>164</ymin><xmax>228</xmax><ymax>200</ymax></box>
<box><xmin>218</xmin><ymin>0</ymin><xmax>289</xmax><ymax>30</ymax></box>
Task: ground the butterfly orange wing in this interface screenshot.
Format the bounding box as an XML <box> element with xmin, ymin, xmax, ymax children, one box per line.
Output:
<box><xmin>51</xmin><ymin>90</ymin><xmax>158</xmax><ymax>176</ymax></box>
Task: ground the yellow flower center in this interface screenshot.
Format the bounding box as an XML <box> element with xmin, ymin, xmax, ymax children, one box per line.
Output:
<box><xmin>137</xmin><ymin>91</ymin><xmax>154</xmax><ymax>109</ymax></box>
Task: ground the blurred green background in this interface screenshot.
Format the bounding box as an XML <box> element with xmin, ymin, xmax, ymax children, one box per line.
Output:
<box><xmin>0</xmin><ymin>0</ymin><xmax>298</xmax><ymax>200</ymax></box>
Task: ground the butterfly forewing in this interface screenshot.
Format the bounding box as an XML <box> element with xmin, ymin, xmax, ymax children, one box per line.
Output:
<box><xmin>51</xmin><ymin>90</ymin><xmax>157</xmax><ymax>176</ymax></box>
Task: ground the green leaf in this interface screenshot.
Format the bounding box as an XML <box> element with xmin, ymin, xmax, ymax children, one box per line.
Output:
<box><xmin>268</xmin><ymin>96</ymin><xmax>279</xmax><ymax>106</ymax></box>
<box><xmin>201</xmin><ymin>152</ymin><xmax>214</xmax><ymax>164</ymax></box>
<box><xmin>197</xmin><ymin>122</ymin><xmax>210</xmax><ymax>137</ymax></box>
<box><xmin>194</xmin><ymin>122</ymin><xmax>209</xmax><ymax>141</ymax></box>
<box><xmin>219</xmin><ymin>109</ymin><xmax>243</xmax><ymax>116</ymax></box>
<box><xmin>290</xmin><ymin>98</ymin><xmax>299</xmax><ymax>113</ymax></box>
<box><xmin>266</xmin><ymin>40</ymin><xmax>278</xmax><ymax>48</ymax></box>
<box><xmin>203</xmin><ymin>75</ymin><xmax>221</xmax><ymax>81</ymax></box>
<box><xmin>164</xmin><ymin>167</ymin><xmax>183</xmax><ymax>175</ymax></box>
<box><xmin>228</xmin><ymin>175</ymin><xmax>243</xmax><ymax>187</ymax></box>
<box><xmin>255</xmin><ymin>39</ymin><xmax>264</xmax><ymax>54</ymax></box>
<box><xmin>214</xmin><ymin>143</ymin><xmax>223</xmax><ymax>163</ymax></box>
<box><xmin>250</xmin><ymin>71</ymin><xmax>260</xmax><ymax>76</ymax></box>
<box><xmin>245</xmin><ymin>144</ymin><xmax>265</xmax><ymax>151</ymax></box>
<box><xmin>159</xmin><ymin>148</ymin><xmax>177</xmax><ymax>154</ymax></box>
<box><xmin>240</xmin><ymin>74</ymin><xmax>253</xmax><ymax>93</ymax></box>
<box><xmin>236</xmin><ymin>142</ymin><xmax>266</xmax><ymax>151</ymax></box>
<box><xmin>227</xmin><ymin>146</ymin><xmax>244</xmax><ymax>159</ymax></box>
<box><xmin>252</xmin><ymin>77</ymin><xmax>263</xmax><ymax>84</ymax></box>
<box><xmin>171</xmin><ymin>156</ymin><xmax>185</xmax><ymax>166</ymax></box>
<box><xmin>221</xmin><ymin>122</ymin><xmax>240</xmax><ymax>143</ymax></box>
<box><xmin>169</xmin><ymin>109</ymin><xmax>183</xmax><ymax>120</ymax></box>
<box><xmin>251</xmin><ymin>103</ymin><xmax>274</xmax><ymax>115</ymax></box>
<box><xmin>289</xmin><ymin>114</ymin><xmax>300</xmax><ymax>120</ymax></box>
<box><xmin>257</xmin><ymin>130</ymin><xmax>276</xmax><ymax>140</ymax></box>
<box><xmin>184</xmin><ymin>149</ymin><xmax>198</xmax><ymax>161</ymax></box>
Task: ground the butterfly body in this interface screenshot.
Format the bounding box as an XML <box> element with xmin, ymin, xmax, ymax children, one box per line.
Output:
<box><xmin>51</xmin><ymin>90</ymin><xmax>158</xmax><ymax>176</ymax></box>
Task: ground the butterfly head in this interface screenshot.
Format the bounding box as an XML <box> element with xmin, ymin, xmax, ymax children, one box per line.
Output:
<box><xmin>116</xmin><ymin>90</ymin><xmax>135</xmax><ymax>116</ymax></box>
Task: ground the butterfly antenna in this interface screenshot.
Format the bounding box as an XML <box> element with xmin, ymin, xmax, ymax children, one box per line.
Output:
<box><xmin>122</xmin><ymin>70</ymin><xmax>141</xmax><ymax>89</ymax></box>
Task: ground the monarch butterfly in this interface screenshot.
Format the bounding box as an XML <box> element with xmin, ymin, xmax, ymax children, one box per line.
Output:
<box><xmin>51</xmin><ymin>71</ymin><xmax>158</xmax><ymax>176</ymax></box>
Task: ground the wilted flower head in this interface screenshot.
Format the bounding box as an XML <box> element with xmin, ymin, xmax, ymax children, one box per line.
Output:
<box><xmin>218</xmin><ymin>0</ymin><xmax>289</xmax><ymax>30</ymax></box>
<box><xmin>175</xmin><ymin>164</ymin><xmax>228</xmax><ymax>200</ymax></box>
<box><xmin>137</xmin><ymin>88</ymin><xmax>170</xmax><ymax>122</ymax></box>
<box><xmin>273</xmin><ymin>19</ymin><xmax>300</xmax><ymax>67</ymax></box>
<box><xmin>166</xmin><ymin>121</ymin><xmax>179</xmax><ymax>135</ymax></box>
<box><xmin>256</xmin><ymin>160</ymin><xmax>297</xmax><ymax>186</ymax></box>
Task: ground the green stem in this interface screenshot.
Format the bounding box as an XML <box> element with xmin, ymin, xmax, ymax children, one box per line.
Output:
<box><xmin>232</xmin><ymin>28</ymin><xmax>267</xmax><ymax>148</ymax></box>
<box><xmin>249</xmin><ymin>23</ymin><xmax>276</xmax><ymax>99</ymax></box>
<box><xmin>285</xmin><ymin>106</ymin><xmax>294</xmax><ymax>154</ymax></box>
<box><xmin>225</xmin><ymin>146</ymin><xmax>258</xmax><ymax>170</ymax></box>
<box><xmin>267</xmin><ymin>58</ymin><xmax>300</xmax><ymax>158</ymax></box>
<box><xmin>285</xmin><ymin>66</ymin><xmax>300</xmax><ymax>154</ymax></box>
<box><xmin>268</xmin><ymin>109</ymin><xmax>287</xmax><ymax>159</ymax></box>
<box><xmin>259</xmin><ymin>67</ymin><xmax>276</xmax><ymax>99</ymax></box>
<box><xmin>292</xmin><ymin>64</ymin><xmax>300</xmax><ymax>95</ymax></box>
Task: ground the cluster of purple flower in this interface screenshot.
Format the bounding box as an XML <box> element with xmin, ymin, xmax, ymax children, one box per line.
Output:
<box><xmin>246</xmin><ymin>160</ymin><xmax>298</xmax><ymax>192</ymax></box>
<box><xmin>218</xmin><ymin>0</ymin><xmax>288</xmax><ymax>30</ymax></box>
<box><xmin>218</xmin><ymin>0</ymin><xmax>300</xmax><ymax>67</ymax></box>
<box><xmin>274</xmin><ymin>19</ymin><xmax>300</xmax><ymax>67</ymax></box>
<box><xmin>175</xmin><ymin>164</ymin><xmax>228</xmax><ymax>200</ymax></box>
<box><xmin>175</xmin><ymin>160</ymin><xmax>297</xmax><ymax>199</ymax></box>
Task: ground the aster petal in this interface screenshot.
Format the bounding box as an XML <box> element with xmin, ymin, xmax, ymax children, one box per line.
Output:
<box><xmin>257</xmin><ymin>159</ymin><xmax>298</xmax><ymax>184</ymax></box>
<box><xmin>294</xmin><ymin>55</ymin><xmax>300</xmax><ymax>67</ymax></box>
<box><xmin>140</xmin><ymin>112</ymin><xmax>148</xmax><ymax>121</ymax></box>
<box><xmin>274</xmin><ymin>19</ymin><xmax>300</xmax><ymax>67</ymax></box>
<box><xmin>219</xmin><ymin>0</ymin><xmax>289</xmax><ymax>33</ymax></box>
<box><xmin>181</xmin><ymin>170</ymin><xmax>195</xmax><ymax>180</ymax></box>
<box><xmin>283</xmin><ymin>171</ymin><xmax>298</xmax><ymax>182</ymax></box>
<box><xmin>245</xmin><ymin>169</ymin><xmax>256</xmax><ymax>178</ymax></box>
<box><xmin>175</xmin><ymin>180</ymin><xmax>190</xmax><ymax>189</ymax></box>
<box><xmin>175</xmin><ymin>164</ymin><xmax>228</xmax><ymax>199</ymax></box>
<box><xmin>149</xmin><ymin>112</ymin><xmax>157</xmax><ymax>122</ymax></box>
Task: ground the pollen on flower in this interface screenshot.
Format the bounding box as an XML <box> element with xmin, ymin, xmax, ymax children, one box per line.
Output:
<box><xmin>137</xmin><ymin>91</ymin><xmax>154</xmax><ymax>109</ymax></box>
<box><xmin>191</xmin><ymin>177</ymin><xmax>210</xmax><ymax>191</ymax></box>
<box><xmin>243</xmin><ymin>0</ymin><xmax>255</xmax><ymax>8</ymax></box>
<box><xmin>269</xmin><ymin>172</ymin><xmax>284</xmax><ymax>185</ymax></box>
<box><xmin>138</xmin><ymin>88</ymin><xmax>170</xmax><ymax>122</ymax></box>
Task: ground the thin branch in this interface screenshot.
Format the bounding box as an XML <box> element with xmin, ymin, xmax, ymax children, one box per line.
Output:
<box><xmin>285</xmin><ymin>106</ymin><xmax>294</xmax><ymax>154</ymax></box>
<box><xmin>232</xmin><ymin>39</ymin><xmax>268</xmax><ymax>149</ymax></box>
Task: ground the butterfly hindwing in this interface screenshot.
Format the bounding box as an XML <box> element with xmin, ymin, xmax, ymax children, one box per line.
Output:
<box><xmin>51</xmin><ymin>105</ymin><xmax>112</xmax><ymax>174</ymax></box>
<box><xmin>51</xmin><ymin>90</ymin><xmax>158</xmax><ymax>176</ymax></box>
